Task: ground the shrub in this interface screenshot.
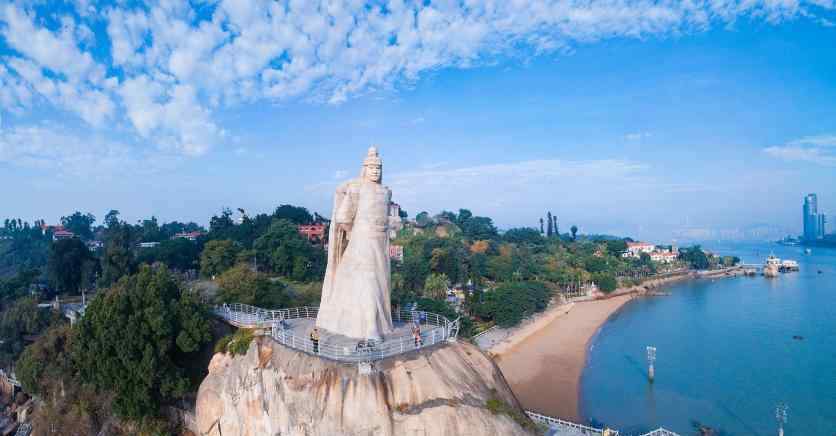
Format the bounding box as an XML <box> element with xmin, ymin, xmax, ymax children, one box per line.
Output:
<box><xmin>215</xmin><ymin>329</ymin><xmax>255</xmax><ymax>356</ymax></box>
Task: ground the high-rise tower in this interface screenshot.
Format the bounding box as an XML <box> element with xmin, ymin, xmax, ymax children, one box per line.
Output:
<box><xmin>803</xmin><ymin>194</ymin><xmax>819</xmax><ymax>241</ymax></box>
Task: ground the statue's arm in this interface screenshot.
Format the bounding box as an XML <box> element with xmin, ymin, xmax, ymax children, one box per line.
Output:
<box><xmin>335</xmin><ymin>183</ymin><xmax>357</xmax><ymax>232</ymax></box>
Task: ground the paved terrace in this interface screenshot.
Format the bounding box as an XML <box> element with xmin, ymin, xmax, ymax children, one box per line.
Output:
<box><xmin>213</xmin><ymin>304</ymin><xmax>460</xmax><ymax>363</ymax></box>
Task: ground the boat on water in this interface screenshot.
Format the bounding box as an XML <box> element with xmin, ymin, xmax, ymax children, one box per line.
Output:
<box><xmin>764</xmin><ymin>254</ymin><xmax>781</xmax><ymax>278</ymax></box>
<box><xmin>780</xmin><ymin>260</ymin><xmax>800</xmax><ymax>272</ymax></box>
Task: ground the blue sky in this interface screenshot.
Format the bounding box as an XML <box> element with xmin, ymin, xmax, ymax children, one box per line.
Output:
<box><xmin>1</xmin><ymin>0</ymin><xmax>836</xmax><ymax>242</ymax></box>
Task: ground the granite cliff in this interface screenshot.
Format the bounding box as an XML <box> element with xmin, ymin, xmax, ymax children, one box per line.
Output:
<box><xmin>195</xmin><ymin>336</ymin><xmax>534</xmax><ymax>436</ymax></box>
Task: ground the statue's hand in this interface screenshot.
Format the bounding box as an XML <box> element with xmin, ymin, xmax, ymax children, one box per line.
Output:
<box><xmin>339</xmin><ymin>223</ymin><xmax>353</xmax><ymax>233</ymax></box>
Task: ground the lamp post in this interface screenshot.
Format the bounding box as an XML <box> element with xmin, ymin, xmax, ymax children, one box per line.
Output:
<box><xmin>775</xmin><ymin>403</ymin><xmax>788</xmax><ymax>436</ymax></box>
<box><xmin>646</xmin><ymin>346</ymin><xmax>656</xmax><ymax>383</ymax></box>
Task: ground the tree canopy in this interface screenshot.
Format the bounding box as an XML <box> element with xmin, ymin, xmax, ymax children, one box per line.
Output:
<box><xmin>200</xmin><ymin>239</ymin><xmax>240</xmax><ymax>277</ymax></box>
<box><xmin>215</xmin><ymin>264</ymin><xmax>288</xmax><ymax>308</ymax></box>
<box><xmin>48</xmin><ymin>238</ymin><xmax>97</xmax><ymax>295</ymax></box>
<box><xmin>73</xmin><ymin>266</ymin><xmax>211</xmax><ymax>420</ymax></box>
<box><xmin>60</xmin><ymin>212</ymin><xmax>96</xmax><ymax>241</ymax></box>
<box><xmin>254</xmin><ymin>219</ymin><xmax>325</xmax><ymax>281</ymax></box>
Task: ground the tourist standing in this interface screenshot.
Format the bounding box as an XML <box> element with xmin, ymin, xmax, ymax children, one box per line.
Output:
<box><xmin>310</xmin><ymin>328</ymin><xmax>321</xmax><ymax>354</ymax></box>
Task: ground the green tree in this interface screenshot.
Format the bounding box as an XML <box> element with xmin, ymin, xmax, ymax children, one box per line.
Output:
<box><xmin>503</xmin><ymin>227</ymin><xmax>545</xmax><ymax>245</ymax></box>
<box><xmin>583</xmin><ymin>256</ymin><xmax>608</xmax><ymax>274</ymax></box>
<box><xmin>16</xmin><ymin>324</ymin><xmax>74</xmax><ymax>397</ymax></box>
<box><xmin>546</xmin><ymin>212</ymin><xmax>553</xmax><ymax>237</ymax></box>
<box><xmin>460</xmin><ymin>216</ymin><xmax>498</xmax><ymax>240</ymax></box>
<box><xmin>605</xmin><ymin>239</ymin><xmax>628</xmax><ymax>257</ymax></box>
<box><xmin>679</xmin><ymin>246</ymin><xmax>710</xmax><ymax>270</ymax></box>
<box><xmin>272</xmin><ymin>205</ymin><xmax>314</xmax><ymax>224</ymax></box>
<box><xmin>423</xmin><ymin>272</ymin><xmax>449</xmax><ymax>300</ymax></box>
<box><xmin>60</xmin><ymin>211</ymin><xmax>96</xmax><ymax>240</ymax></box>
<box><xmin>48</xmin><ymin>238</ymin><xmax>96</xmax><ymax>294</ymax></box>
<box><xmin>136</xmin><ymin>238</ymin><xmax>202</xmax><ymax>271</ymax></box>
<box><xmin>216</xmin><ymin>264</ymin><xmax>287</xmax><ymax>307</ymax></box>
<box><xmin>593</xmin><ymin>272</ymin><xmax>618</xmax><ymax>293</ymax></box>
<box><xmin>570</xmin><ymin>225</ymin><xmax>579</xmax><ymax>241</ymax></box>
<box><xmin>200</xmin><ymin>240</ymin><xmax>239</xmax><ymax>277</ymax></box>
<box><xmin>0</xmin><ymin>297</ymin><xmax>52</xmax><ymax>367</ymax></box>
<box><xmin>456</xmin><ymin>209</ymin><xmax>473</xmax><ymax>226</ymax></box>
<box><xmin>476</xmin><ymin>282</ymin><xmax>551</xmax><ymax>328</ymax></box>
<box><xmin>139</xmin><ymin>216</ymin><xmax>163</xmax><ymax>242</ymax></box>
<box><xmin>101</xmin><ymin>221</ymin><xmax>137</xmax><ymax>286</ymax></box>
<box><xmin>415</xmin><ymin>211</ymin><xmax>433</xmax><ymax>228</ymax></box>
<box><xmin>73</xmin><ymin>266</ymin><xmax>211</xmax><ymax>420</ymax></box>
<box><xmin>254</xmin><ymin>219</ymin><xmax>325</xmax><ymax>281</ymax></box>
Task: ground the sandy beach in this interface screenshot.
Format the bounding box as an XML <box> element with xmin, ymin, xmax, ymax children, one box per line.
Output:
<box><xmin>491</xmin><ymin>267</ymin><xmax>743</xmax><ymax>421</ymax></box>
<box><xmin>492</xmin><ymin>294</ymin><xmax>633</xmax><ymax>421</ymax></box>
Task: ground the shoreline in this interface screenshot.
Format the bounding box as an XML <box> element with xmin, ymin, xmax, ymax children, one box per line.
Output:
<box><xmin>492</xmin><ymin>267</ymin><xmax>743</xmax><ymax>421</ymax></box>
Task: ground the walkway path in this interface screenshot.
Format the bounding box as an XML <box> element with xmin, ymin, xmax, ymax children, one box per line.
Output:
<box><xmin>213</xmin><ymin>304</ymin><xmax>460</xmax><ymax>363</ymax></box>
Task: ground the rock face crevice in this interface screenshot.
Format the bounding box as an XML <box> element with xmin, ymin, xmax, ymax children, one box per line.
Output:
<box><xmin>196</xmin><ymin>337</ymin><xmax>534</xmax><ymax>436</ymax></box>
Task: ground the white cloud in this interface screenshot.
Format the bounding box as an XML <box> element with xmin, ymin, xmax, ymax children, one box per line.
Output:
<box><xmin>0</xmin><ymin>124</ymin><xmax>137</xmax><ymax>177</ymax></box>
<box><xmin>764</xmin><ymin>134</ymin><xmax>836</xmax><ymax>165</ymax></box>
<box><xmin>625</xmin><ymin>132</ymin><xmax>652</xmax><ymax>141</ymax></box>
<box><xmin>1</xmin><ymin>0</ymin><xmax>835</xmax><ymax>159</ymax></box>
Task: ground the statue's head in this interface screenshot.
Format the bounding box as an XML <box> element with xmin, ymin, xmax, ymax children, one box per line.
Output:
<box><xmin>361</xmin><ymin>146</ymin><xmax>383</xmax><ymax>183</ymax></box>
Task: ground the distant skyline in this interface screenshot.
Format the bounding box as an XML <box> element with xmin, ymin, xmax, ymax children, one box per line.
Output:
<box><xmin>2</xmin><ymin>1</ymin><xmax>836</xmax><ymax>242</ymax></box>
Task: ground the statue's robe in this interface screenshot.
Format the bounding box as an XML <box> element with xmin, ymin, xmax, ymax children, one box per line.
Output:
<box><xmin>316</xmin><ymin>178</ymin><xmax>393</xmax><ymax>340</ymax></box>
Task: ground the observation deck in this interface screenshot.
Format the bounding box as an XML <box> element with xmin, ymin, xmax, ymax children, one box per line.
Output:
<box><xmin>213</xmin><ymin>303</ymin><xmax>460</xmax><ymax>363</ymax></box>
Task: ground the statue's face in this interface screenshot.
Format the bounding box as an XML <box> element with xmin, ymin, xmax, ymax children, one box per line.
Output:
<box><xmin>364</xmin><ymin>163</ymin><xmax>382</xmax><ymax>183</ymax></box>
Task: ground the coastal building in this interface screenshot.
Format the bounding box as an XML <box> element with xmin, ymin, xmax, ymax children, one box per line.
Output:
<box><xmin>650</xmin><ymin>251</ymin><xmax>678</xmax><ymax>263</ymax></box>
<box><xmin>623</xmin><ymin>241</ymin><xmax>655</xmax><ymax>258</ymax></box>
<box><xmin>803</xmin><ymin>193</ymin><xmax>826</xmax><ymax>241</ymax></box>
<box><xmin>139</xmin><ymin>241</ymin><xmax>160</xmax><ymax>249</ymax></box>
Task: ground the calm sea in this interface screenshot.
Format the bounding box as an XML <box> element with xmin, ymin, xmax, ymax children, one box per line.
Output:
<box><xmin>580</xmin><ymin>242</ymin><xmax>836</xmax><ymax>435</ymax></box>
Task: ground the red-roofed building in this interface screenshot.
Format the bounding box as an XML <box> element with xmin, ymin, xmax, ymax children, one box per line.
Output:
<box><xmin>52</xmin><ymin>230</ymin><xmax>75</xmax><ymax>241</ymax></box>
<box><xmin>298</xmin><ymin>223</ymin><xmax>327</xmax><ymax>242</ymax></box>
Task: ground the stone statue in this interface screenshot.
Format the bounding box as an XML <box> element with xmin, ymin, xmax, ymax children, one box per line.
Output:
<box><xmin>315</xmin><ymin>147</ymin><xmax>394</xmax><ymax>340</ymax></box>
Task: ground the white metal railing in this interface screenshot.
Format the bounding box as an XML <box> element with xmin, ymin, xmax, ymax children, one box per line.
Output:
<box><xmin>525</xmin><ymin>411</ymin><xmax>681</xmax><ymax>436</ymax></box>
<box><xmin>639</xmin><ymin>429</ymin><xmax>679</xmax><ymax>436</ymax></box>
<box><xmin>213</xmin><ymin>304</ymin><xmax>460</xmax><ymax>363</ymax></box>
<box><xmin>525</xmin><ymin>410</ymin><xmax>617</xmax><ymax>436</ymax></box>
<box><xmin>471</xmin><ymin>325</ymin><xmax>498</xmax><ymax>341</ymax></box>
<box><xmin>15</xmin><ymin>423</ymin><xmax>31</xmax><ymax>436</ymax></box>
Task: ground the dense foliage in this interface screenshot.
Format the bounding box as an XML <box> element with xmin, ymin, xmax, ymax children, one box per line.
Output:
<box><xmin>474</xmin><ymin>281</ymin><xmax>551</xmax><ymax>327</ymax></box>
<box><xmin>254</xmin><ymin>219</ymin><xmax>325</xmax><ymax>281</ymax></box>
<box><xmin>47</xmin><ymin>238</ymin><xmax>97</xmax><ymax>295</ymax></box>
<box><xmin>215</xmin><ymin>264</ymin><xmax>288</xmax><ymax>308</ymax></box>
<box><xmin>0</xmin><ymin>297</ymin><xmax>54</xmax><ymax>367</ymax></box>
<box><xmin>73</xmin><ymin>266</ymin><xmax>211</xmax><ymax>420</ymax></box>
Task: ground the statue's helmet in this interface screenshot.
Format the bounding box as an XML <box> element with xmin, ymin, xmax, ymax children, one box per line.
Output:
<box><xmin>363</xmin><ymin>146</ymin><xmax>382</xmax><ymax>167</ymax></box>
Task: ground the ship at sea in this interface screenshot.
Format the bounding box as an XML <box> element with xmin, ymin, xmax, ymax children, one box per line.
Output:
<box><xmin>764</xmin><ymin>254</ymin><xmax>781</xmax><ymax>278</ymax></box>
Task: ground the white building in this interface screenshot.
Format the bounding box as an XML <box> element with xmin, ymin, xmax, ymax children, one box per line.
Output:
<box><xmin>623</xmin><ymin>241</ymin><xmax>655</xmax><ymax>258</ymax></box>
<box><xmin>650</xmin><ymin>251</ymin><xmax>678</xmax><ymax>263</ymax></box>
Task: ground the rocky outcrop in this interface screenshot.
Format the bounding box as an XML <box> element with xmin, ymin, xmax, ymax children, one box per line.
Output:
<box><xmin>195</xmin><ymin>337</ymin><xmax>534</xmax><ymax>436</ymax></box>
